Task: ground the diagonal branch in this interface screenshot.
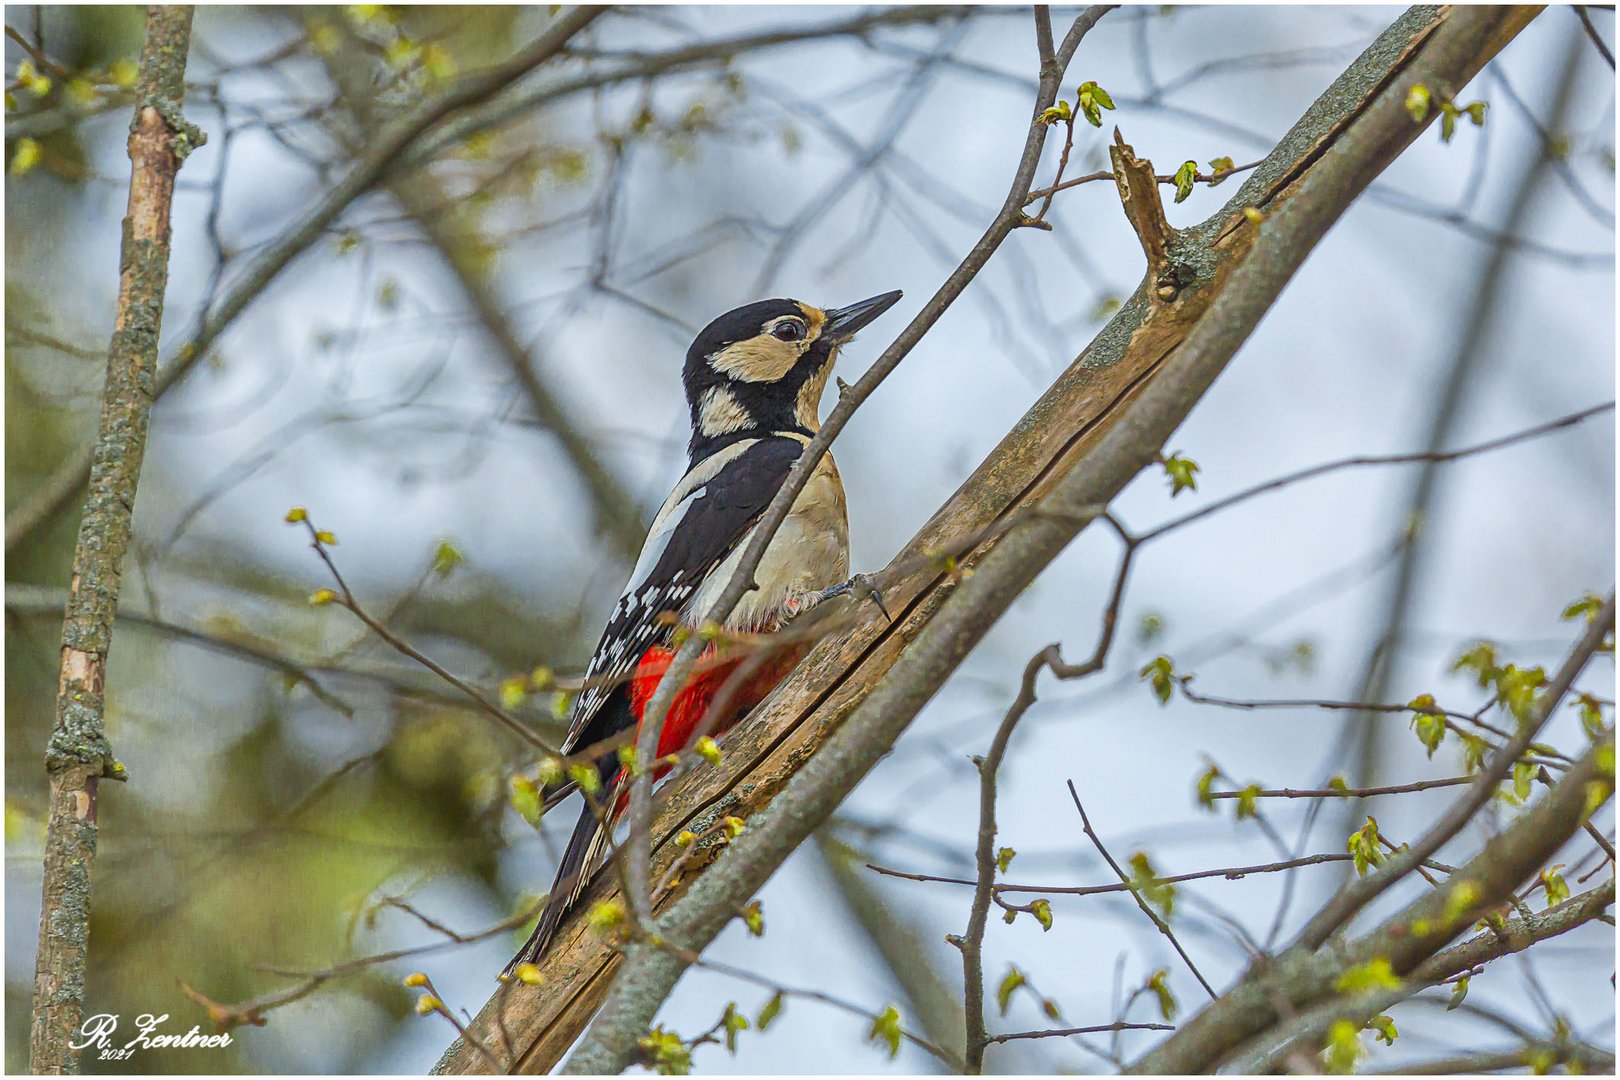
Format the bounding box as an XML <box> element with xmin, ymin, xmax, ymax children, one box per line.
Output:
<box><xmin>433</xmin><ymin>7</ymin><xmax>1539</xmax><ymax>1073</ymax></box>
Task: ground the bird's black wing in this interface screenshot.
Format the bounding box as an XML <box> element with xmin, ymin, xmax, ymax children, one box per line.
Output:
<box><xmin>562</xmin><ymin>436</ymin><xmax>803</xmax><ymax>753</ymax></box>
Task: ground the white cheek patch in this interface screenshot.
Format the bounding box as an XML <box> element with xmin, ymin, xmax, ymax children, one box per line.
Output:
<box><xmin>698</xmin><ymin>385</ymin><xmax>753</xmax><ymax>436</ymax></box>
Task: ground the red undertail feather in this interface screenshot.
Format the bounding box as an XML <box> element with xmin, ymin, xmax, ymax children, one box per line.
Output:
<box><xmin>615</xmin><ymin>642</ymin><xmax>808</xmax><ymax>813</ymax></box>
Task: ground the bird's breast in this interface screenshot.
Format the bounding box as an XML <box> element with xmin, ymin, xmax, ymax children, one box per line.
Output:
<box><xmin>685</xmin><ymin>451</ymin><xmax>850</xmax><ymax>632</ymax></box>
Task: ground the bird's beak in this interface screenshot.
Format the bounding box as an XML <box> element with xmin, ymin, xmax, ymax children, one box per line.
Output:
<box><xmin>823</xmin><ymin>290</ymin><xmax>903</xmax><ymax>341</ymax></box>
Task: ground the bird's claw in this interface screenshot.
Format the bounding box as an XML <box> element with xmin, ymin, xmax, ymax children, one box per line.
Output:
<box><xmin>820</xmin><ymin>573</ymin><xmax>892</xmax><ymax>623</ymax></box>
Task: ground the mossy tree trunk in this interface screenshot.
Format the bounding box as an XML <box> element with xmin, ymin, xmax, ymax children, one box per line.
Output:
<box><xmin>28</xmin><ymin>7</ymin><xmax>201</xmax><ymax>1073</ymax></box>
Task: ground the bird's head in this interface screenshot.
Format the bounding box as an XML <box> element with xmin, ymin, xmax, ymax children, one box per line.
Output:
<box><xmin>682</xmin><ymin>291</ymin><xmax>902</xmax><ymax>460</ymax></box>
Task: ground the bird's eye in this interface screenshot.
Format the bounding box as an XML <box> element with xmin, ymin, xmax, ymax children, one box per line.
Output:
<box><xmin>772</xmin><ymin>321</ymin><xmax>804</xmax><ymax>342</ymax></box>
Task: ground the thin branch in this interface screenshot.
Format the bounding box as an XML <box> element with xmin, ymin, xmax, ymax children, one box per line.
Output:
<box><xmin>987</xmin><ymin>1021</ymin><xmax>1173</xmax><ymax>1046</ymax></box>
<box><xmin>869</xmin><ymin>850</ymin><xmax>1457</xmax><ymax>896</ymax></box>
<box><xmin>960</xmin><ymin>519</ymin><xmax>1134</xmax><ymax>1072</ymax></box>
<box><xmin>1208</xmin><ymin>777</ymin><xmax>1472</xmax><ymax>800</ymax></box>
<box><xmin>1576</xmin><ymin>5</ymin><xmax>1615</xmax><ymax>68</ymax></box>
<box><xmin>1139</xmin><ymin>401</ymin><xmax>1614</xmax><ymax>543</ymax></box>
<box><xmin>297</xmin><ymin>517</ymin><xmax>554</xmax><ymax>753</ymax></box>
<box><xmin>1067</xmin><ymin>781</ymin><xmax>1216</xmax><ymax>999</ymax></box>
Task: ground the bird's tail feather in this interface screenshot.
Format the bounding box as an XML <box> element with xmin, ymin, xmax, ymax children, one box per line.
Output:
<box><xmin>505</xmin><ymin>801</ymin><xmax>608</xmax><ymax>976</ymax></box>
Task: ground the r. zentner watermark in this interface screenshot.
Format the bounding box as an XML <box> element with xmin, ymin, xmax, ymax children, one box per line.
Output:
<box><xmin>71</xmin><ymin>1013</ymin><xmax>232</xmax><ymax>1061</ymax></box>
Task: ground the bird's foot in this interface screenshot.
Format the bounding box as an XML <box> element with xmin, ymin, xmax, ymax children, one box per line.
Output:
<box><xmin>816</xmin><ymin>573</ymin><xmax>892</xmax><ymax>623</ymax></box>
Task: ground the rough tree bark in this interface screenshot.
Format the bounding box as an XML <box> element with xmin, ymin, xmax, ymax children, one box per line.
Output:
<box><xmin>434</xmin><ymin>5</ymin><xmax>1540</xmax><ymax>1074</ymax></box>
<box><xmin>28</xmin><ymin>6</ymin><xmax>201</xmax><ymax>1074</ymax></box>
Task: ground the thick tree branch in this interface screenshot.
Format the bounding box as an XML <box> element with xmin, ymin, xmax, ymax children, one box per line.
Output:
<box><xmin>433</xmin><ymin>6</ymin><xmax>1539</xmax><ymax>1073</ymax></box>
<box><xmin>28</xmin><ymin>7</ymin><xmax>197</xmax><ymax>1072</ymax></box>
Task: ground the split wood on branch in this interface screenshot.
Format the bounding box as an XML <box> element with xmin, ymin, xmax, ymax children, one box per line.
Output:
<box><xmin>433</xmin><ymin>6</ymin><xmax>1538</xmax><ymax>1073</ymax></box>
<box><xmin>28</xmin><ymin>6</ymin><xmax>199</xmax><ymax>1074</ymax></box>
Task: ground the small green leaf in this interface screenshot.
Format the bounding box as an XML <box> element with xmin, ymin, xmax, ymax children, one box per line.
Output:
<box><xmin>637</xmin><ymin>1026</ymin><xmax>691</xmax><ymax>1075</ymax></box>
<box><xmin>432</xmin><ymin>539</ymin><xmax>464</xmax><ymax>576</ymax></box>
<box><xmin>569</xmin><ymin>763</ymin><xmax>601</xmax><ymax>796</ymax></box>
<box><xmin>1173</xmin><ymin>160</ymin><xmax>1197</xmax><ymax>204</ymax></box>
<box><xmin>1446</xmin><ymin>975</ymin><xmax>1469</xmax><ymax>1011</ymax></box>
<box><xmin>1348</xmin><ymin>816</ymin><xmax>1384</xmax><ymax>876</ymax></box>
<box><xmin>1405</xmin><ymin>83</ymin><xmax>1431</xmax><ymax>123</ymax></box>
<box><xmin>1159</xmin><ymin>452</ymin><xmax>1200</xmax><ymax>496</ymax></box>
<box><xmin>1147</xmin><ymin>970</ymin><xmax>1177</xmax><ymax>1020</ymax></box>
<box><xmin>1496</xmin><ymin>664</ymin><xmax>1546</xmax><ymax>726</ymax></box>
<box><xmin>1574</xmin><ymin>693</ymin><xmax>1607</xmax><ymax>740</ymax></box>
<box><xmin>1369</xmin><ymin>1015</ymin><xmax>1398</xmax><ymax>1046</ymax></box>
<box><xmin>1206</xmin><ymin>156</ymin><xmax>1235</xmax><ymax>186</ymax></box>
<box><xmin>1512</xmin><ymin>759</ymin><xmax>1535</xmax><ymax>802</ymax></box>
<box><xmin>1452</xmin><ymin>641</ymin><xmax>1499</xmax><ymax>688</ymax></box>
<box><xmin>1439</xmin><ymin>108</ymin><xmax>1457</xmax><ymax>143</ymax></box>
<box><xmin>1235</xmin><ymin>783</ymin><xmax>1261</xmax><ymax>820</ymax></box>
<box><xmin>1127</xmin><ymin>851</ymin><xmax>1176</xmax><ymax>919</ymax></box>
<box><xmin>509</xmin><ymin>775</ymin><xmax>541</xmax><ymax>827</ymax></box>
<box><xmin>1138</xmin><ymin>611</ymin><xmax>1166</xmax><ymax>643</ymax></box>
<box><xmin>1409</xmin><ymin>695</ymin><xmax>1446</xmax><ymax>759</ymax></box>
<box><xmin>1038</xmin><ymin>100</ymin><xmax>1072</xmax><ymax>126</ymax></box>
<box><xmin>721</xmin><ymin>1003</ymin><xmax>748</xmax><ymax>1053</ymax></box>
<box><xmin>1139</xmin><ymin>655</ymin><xmax>1176</xmax><ymax>705</ymax></box>
<box><xmin>1539</xmin><ymin>864</ymin><xmax>1569</xmax><ymax>908</ymax></box>
<box><xmin>500</xmin><ymin>677</ymin><xmax>529</xmax><ymax>711</ymax></box>
<box><xmin>1030</xmin><ymin>898</ymin><xmax>1053</xmax><ymax>931</ymax></box>
<box><xmin>1195</xmin><ymin>764</ymin><xmax>1220</xmax><ymax>810</ymax></box>
<box><xmin>996</xmin><ymin>847</ymin><xmax>1016</xmax><ymax>874</ymax></box>
<box><xmin>1323</xmin><ymin>1018</ymin><xmax>1363</xmax><ymax>1074</ymax></box>
<box><xmin>757</xmin><ymin>992</ymin><xmax>784</xmax><ymax>1031</ymax></box>
<box><xmin>1074</xmin><ymin>80</ymin><xmax>1115</xmax><ymax>127</ymax></box>
<box><xmin>587</xmin><ymin>897</ymin><xmax>626</xmax><ymax>935</ymax></box>
<box><xmin>996</xmin><ymin>967</ymin><xmax>1025</xmax><ymax>1016</ymax></box>
<box><xmin>1336</xmin><ymin>957</ymin><xmax>1401</xmax><ymax>994</ymax></box>
<box><xmin>1562</xmin><ymin>592</ymin><xmax>1605</xmax><ymax>624</ymax></box>
<box><xmin>867</xmin><ymin>1005</ymin><xmax>902</xmax><ymax>1059</ymax></box>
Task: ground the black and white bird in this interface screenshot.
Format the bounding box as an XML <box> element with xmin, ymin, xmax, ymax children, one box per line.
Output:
<box><xmin>508</xmin><ymin>290</ymin><xmax>902</xmax><ymax>971</ymax></box>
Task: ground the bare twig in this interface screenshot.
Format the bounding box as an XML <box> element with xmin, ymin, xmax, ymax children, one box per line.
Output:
<box><xmin>296</xmin><ymin>518</ymin><xmax>554</xmax><ymax>753</ymax></box>
<box><xmin>987</xmin><ymin>1021</ymin><xmax>1173</xmax><ymax>1045</ymax></box>
<box><xmin>1575</xmin><ymin>5</ymin><xmax>1615</xmax><ymax>68</ymax></box>
<box><xmin>959</xmin><ymin>518</ymin><xmax>1134</xmax><ymax>1072</ymax></box>
<box><xmin>869</xmin><ymin>850</ymin><xmax>1455</xmax><ymax>896</ymax></box>
<box><xmin>1067</xmin><ymin>781</ymin><xmax>1216</xmax><ymax>999</ymax></box>
<box><xmin>1208</xmin><ymin>776</ymin><xmax>1473</xmax><ymax>800</ymax></box>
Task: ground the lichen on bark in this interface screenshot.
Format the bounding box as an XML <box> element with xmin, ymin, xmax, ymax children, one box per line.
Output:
<box><xmin>29</xmin><ymin>6</ymin><xmax>199</xmax><ymax>1074</ymax></box>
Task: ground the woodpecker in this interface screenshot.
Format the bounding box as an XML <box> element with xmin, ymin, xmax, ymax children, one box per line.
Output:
<box><xmin>508</xmin><ymin>290</ymin><xmax>903</xmax><ymax>971</ymax></box>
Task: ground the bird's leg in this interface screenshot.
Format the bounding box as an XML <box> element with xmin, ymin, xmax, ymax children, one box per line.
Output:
<box><xmin>815</xmin><ymin>573</ymin><xmax>892</xmax><ymax>622</ymax></box>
